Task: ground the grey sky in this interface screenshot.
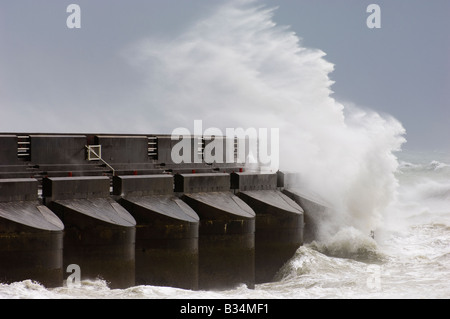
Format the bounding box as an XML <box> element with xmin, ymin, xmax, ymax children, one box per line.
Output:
<box><xmin>270</xmin><ymin>0</ymin><xmax>450</xmax><ymax>153</ymax></box>
<box><xmin>0</xmin><ymin>0</ymin><xmax>449</xmax><ymax>152</ymax></box>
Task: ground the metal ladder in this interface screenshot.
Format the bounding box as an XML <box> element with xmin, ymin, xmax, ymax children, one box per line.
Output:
<box><xmin>17</xmin><ymin>135</ymin><xmax>31</xmax><ymax>161</ymax></box>
<box><xmin>148</xmin><ymin>136</ymin><xmax>158</xmax><ymax>160</ymax></box>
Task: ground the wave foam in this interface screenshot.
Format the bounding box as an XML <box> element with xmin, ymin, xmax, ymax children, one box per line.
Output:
<box><xmin>308</xmin><ymin>227</ymin><xmax>384</xmax><ymax>262</ymax></box>
<box><xmin>126</xmin><ymin>0</ymin><xmax>406</xmax><ymax>240</ymax></box>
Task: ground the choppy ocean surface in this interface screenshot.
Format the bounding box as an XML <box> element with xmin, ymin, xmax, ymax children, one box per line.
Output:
<box><xmin>1</xmin><ymin>150</ymin><xmax>448</xmax><ymax>299</ymax></box>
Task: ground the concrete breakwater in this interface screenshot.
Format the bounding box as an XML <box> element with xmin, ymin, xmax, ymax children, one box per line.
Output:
<box><xmin>0</xmin><ymin>134</ymin><xmax>327</xmax><ymax>289</ymax></box>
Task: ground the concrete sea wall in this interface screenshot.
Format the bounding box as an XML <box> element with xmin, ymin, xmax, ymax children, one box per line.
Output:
<box><xmin>0</xmin><ymin>133</ymin><xmax>327</xmax><ymax>289</ymax></box>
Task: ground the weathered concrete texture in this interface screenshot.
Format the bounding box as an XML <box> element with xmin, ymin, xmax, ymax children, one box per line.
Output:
<box><xmin>197</xmin><ymin>232</ymin><xmax>254</xmax><ymax>290</ymax></box>
<box><xmin>0</xmin><ymin>178</ymin><xmax>64</xmax><ymax>287</ymax></box>
<box><xmin>231</xmin><ymin>172</ymin><xmax>304</xmax><ymax>284</ymax></box>
<box><xmin>175</xmin><ymin>173</ymin><xmax>231</xmax><ymax>193</ymax></box>
<box><xmin>0</xmin><ymin>202</ymin><xmax>64</xmax><ymax>233</ymax></box>
<box><xmin>48</xmin><ymin>199</ymin><xmax>136</xmax><ymax>288</ymax></box>
<box><xmin>121</xmin><ymin>196</ymin><xmax>199</xmax><ymax>228</ymax></box>
<box><xmin>278</xmin><ymin>171</ymin><xmax>332</xmax><ymax>243</ymax></box>
<box><xmin>43</xmin><ymin>176</ymin><xmax>136</xmax><ymax>289</ymax></box>
<box><xmin>202</xmin><ymin>136</ymin><xmax>236</xmax><ymax>166</ymax></box>
<box><xmin>95</xmin><ymin>135</ymin><xmax>148</xmax><ymax>164</ymax></box>
<box><xmin>42</xmin><ymin>177</ymin><xmax>136</xmax><ymax>229</ymax></box>
<box><xmin>0</xmin><ymin>168</ymin><xmax>31</xmax><ymax>179</ymax></box>
<box><xmin>0</xmin><ymin>232</ymin><xmax>63</xmax><ymax>287</ymax></box>
<box><xmin>50</xmin><ymin>198</ymin><xmax>136</xmax><ymax>228</ymax></box>
<box><xmin>238</xmin><ymin>190</ymin><xmax>304</xmax><ymax>229</ymax></box>
<box><xmin>238</xmin><ymin>190</ymin><xmax>304</xmax><ymax>283</ymax></box>
<box><xmin>148</xmin><ymin>135</ymin><xmax>173</xmax><ymax>165</ymax></box>
<box><xmin>175</xmin><ymin>174</ymin><xmax>255</xmax><ymax>229</ymax></box>
<box><xmin>176</xmin><ymin>173</ymin><xmax>256</xmax><ymax>290</ymax></box>
<box><xmin>282</xmin><ymin>189</ymin><xmax>332</xmax><ymax>243</ymax></box>
<box><xmin>60</xmin><ymin>236</ymin><xmax>135</xmax><ymax>289</ymax></box>
<box><xmin>231</xmin><ymin>171</ymin><xmax>278</xmax><ymax>191</ymax></box>
<box><xmin>134</xmin><ymin>240</ymin><xmax>198</xmax><ymax>290</ymax></box>
<box><xmin>29</xmin><ymin>135</ymin><xmax>87</xmax><ymax>164</ymax></box>
<box><xmin>43</xmin><ymin>176</ymin><xmax>110</xmax><ymax>203</ymax></box>
<box><xmin>0</xmin><ymin>135</ymin><xmax>18</xmax><ymax>165</ymax></box>
<box><xmin>183</xmin><ymin>192</ymin><xmax>255</xmax><ymax>227</ymax></box>
<box><xmin>0</xmin><ymin>178</ymin><xmax>64</xmax><ymax>232</ymax></box>
<box><xmin>113</xmin><ymin>175</ymin><xmax>197</xmax><ymax>228</ymax></box>
<box><xmin>121</xmin><ymin>196</ymin><xmax>199</xmax><ymax>290</ymax></box>
<box><xmin>0</xmin><ymin>133</ymin><xmax>248</xmax><ymax>178</ymax></box>
<box><xmin>114</xmin><ymin>175</ymin><xmax>199</xmax><ymax>289</ymax></box>
<box><xmin>157</xmin><ymin>135</ymin><xmax>203</xmax><ymax>166</ymax></box>
<box><xmin>0</xmin><ymin>178</ymin><xmax>38</xmax><ymax>202</ymax></box>
<box><xmin>113</xmin><ymin>174</ymin><xmax>174</xmax><ymax>197</ymax></box>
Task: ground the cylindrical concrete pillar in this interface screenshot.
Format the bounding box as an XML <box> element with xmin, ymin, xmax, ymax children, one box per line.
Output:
<box><xmin>175</xmin><ymin>173</ymin><xmax>256</xmax><ymax>290</ymax></box>
<box><xmin>0</xmin><ymin>178</ymin><xmax>64</xmax><ymax>287</ymax></box>
<box><xmin>43</xmin><ymin>176</ymin><xmax>136</xmax><ymax>289</ymax></box>
<box><xmin>113</xmin><ymin>175</ymin><xmax>199</xmax><ymax>290</ymax></box>
<box><xmin>231</xmin><ymin>172</ymin><xmax>304</xmax><ymax>283</ymax></box>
